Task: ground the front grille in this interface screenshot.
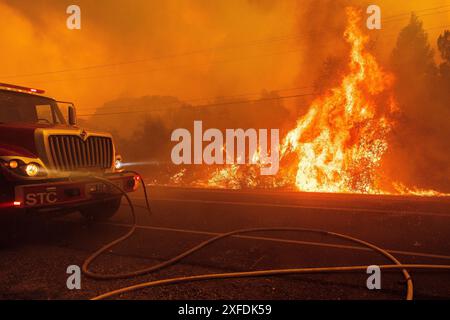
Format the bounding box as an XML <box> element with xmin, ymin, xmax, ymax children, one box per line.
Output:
<box><xmin>48</xmin><ymin>135</ymin><xmax>113</xmax><ymax>171</ymax></box>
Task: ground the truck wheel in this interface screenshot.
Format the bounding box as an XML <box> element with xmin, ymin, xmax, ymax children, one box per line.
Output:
<box><xmin>80</xmin><ymin>197</ymin><xmax>122</xmax><ymax>221</ymax></box>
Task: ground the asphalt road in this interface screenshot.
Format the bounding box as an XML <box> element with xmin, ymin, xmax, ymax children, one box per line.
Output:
<box><xmin>1</xmin><ymin>186</ymin><xmax>450</xmax><ymax>300</ymax></box>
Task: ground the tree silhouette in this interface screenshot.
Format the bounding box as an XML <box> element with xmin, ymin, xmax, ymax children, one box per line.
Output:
<box><xmin>314</xmin><ymin>56</ymin><xmax>346</xmax><ymax>94</ymax></box>
<box><xmin>391</xmin><ymin>14</ymin><xmax>437</xmax><ymax>78</ymax></box>
<box><xmin>437</xmin><ymin>30</ymin><xmax>450</xmax><ymax>80</ymax></box>
<box><xmin>437</xmin><ymin>30</ymin><xmax>450</xmax><ymax>62</ymax></box>
<box><xmin>390</xmin><ymin>13</ymin><xmax>438</xmax><ymax>118</ymax></box>
<box><xmin>384</xmin><ymin>14</ymin><xmax>450</xmax><ymax>192</ymax></box>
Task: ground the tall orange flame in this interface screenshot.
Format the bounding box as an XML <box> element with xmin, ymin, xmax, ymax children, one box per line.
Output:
<box><xmin>280</xmin><ymin>7</ymin><xmax>396</xmax><ymax>194</ymax></box>
<box><xmin>169</xmin><ymin>7</ymin><xmax>448</xmax><ymax>197</ymax></box>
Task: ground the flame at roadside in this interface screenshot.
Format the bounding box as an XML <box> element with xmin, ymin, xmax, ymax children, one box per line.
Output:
<box><xmin>167</xmin><ymin>7</ymin><xmax>449</xmax><ymax>197</ymax></box>
<box><xmin>279</xmin><ymin>7</ymin><xmax>395</xmax><ymax>194</ymax></box>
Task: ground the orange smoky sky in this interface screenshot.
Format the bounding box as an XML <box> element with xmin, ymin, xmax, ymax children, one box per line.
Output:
<box><xmin>0</xmin><ymin>0</ymin><xmax>448</xmax><ymax>112</ymax></box>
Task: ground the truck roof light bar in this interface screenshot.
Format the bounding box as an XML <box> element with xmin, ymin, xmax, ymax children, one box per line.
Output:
<box><xmin>0</xmin><ymin>83</ymin><xmax>45</xmax><ymax>94</ymax></box>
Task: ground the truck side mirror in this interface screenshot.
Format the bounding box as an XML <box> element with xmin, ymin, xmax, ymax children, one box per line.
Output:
<box><xmin>68</xmin><ymin>105</ymin><xmax>77</xmax><ymax>126</ymax></box>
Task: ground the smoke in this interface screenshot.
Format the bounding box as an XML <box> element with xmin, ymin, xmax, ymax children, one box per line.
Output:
<box><xmin>2</xmin><ymin>0</ymin><xmax>447</xmax><ymax>110</ymax></box>
<box><xmin>0</xmin><ymin>0</ymin><xmax>306</xmax><ymax>109</ymax></box>
<box><xmin>1</xmin><ymin>0</ymin><xmax>449</xmax><ymax>191</ymax></box>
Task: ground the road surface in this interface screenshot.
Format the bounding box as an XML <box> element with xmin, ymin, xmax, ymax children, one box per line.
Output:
<box><xmin>1</xmin><ymin>186</ymin><xmax>449</xmax><ymax>300</ymax></box>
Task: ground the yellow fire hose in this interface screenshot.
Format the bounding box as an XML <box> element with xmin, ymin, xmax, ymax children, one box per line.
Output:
<box><xmin>83</xmin><ymin>174</ymin><xmax>450</xmax><ymax>300</ymax></box>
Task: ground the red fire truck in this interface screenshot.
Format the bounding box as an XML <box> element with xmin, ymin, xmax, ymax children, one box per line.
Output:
<box><xmin>0</xmin><ymin>83</ymin><xmax>139</xmax><ymax>220</ymax></box>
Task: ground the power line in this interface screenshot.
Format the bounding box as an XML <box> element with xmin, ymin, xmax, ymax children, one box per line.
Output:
<box><xmin>384</xmin><ymin>9</ymin><xmax>450</xmax><ymax>24</ymax></box>
<box><xmin>29</xmin><ymin>21</ymin><xmax>450</xmax><ymax>87</ymax></box>
<box><xmin>383</xmin><ymin>3</ymin><xmax>450</xmax><ymax>20</ymax></box>
<box><xmin>2</xmin><ymin>5</ymin><xmax>450</xmax><ymax>80</ymax></box>
<box><xmin>0</xmin><ymin>35</ymin><xmax>307</xmax><ymax>80</ymax></box>
<box><xmin>380</xmin><ymin>24</ymin><xmax>450</xmax><ymax>39</ymax></box>
<box><xmin>77</xmin><ymin>85</ymin><xmax>315</xmax><ymax>112</ymax></box>
<box><xmin>73</xmin><ymin>20</ymin><xmax>450</xmax><ymax>118</ymax></box>
<box><xmin>77</xmin><ymin>92</ymin><xmax>316</xmax><ymax>117</ymax></box>
<box><xmin>31</xmin><ymin>47</ymin><xmax>308</xmax><ymax>85</ymax></box>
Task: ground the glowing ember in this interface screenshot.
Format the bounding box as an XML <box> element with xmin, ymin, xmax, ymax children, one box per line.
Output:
<box><xmin>393</xmin><ymin>183</ymin><xmax>450</xmax><ymax>197</ymax></box>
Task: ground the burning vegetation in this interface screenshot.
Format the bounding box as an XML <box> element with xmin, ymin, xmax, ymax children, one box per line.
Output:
<box><xmin>278</xmin><ymin>7</ymin><xmax>395</xmax><ymax>194</ymax></box>
<box><xmin>162</xmin><ymin>8</ymin><xmax>448</xmax><ymax>196</ymax></box>
<box><xmin>75</xmin><ymin>4</ymin><xmax>450</xmax><ymax>197</ymax></box>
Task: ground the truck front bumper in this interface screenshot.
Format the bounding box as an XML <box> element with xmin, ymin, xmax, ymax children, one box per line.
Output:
<box><xmin>11</xmin><ymin>173</ymin><xmax>139</xmax><ymax>210</ymax></box>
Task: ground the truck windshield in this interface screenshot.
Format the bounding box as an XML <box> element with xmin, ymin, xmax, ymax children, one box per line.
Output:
<box><xmin>0</xmin><ymin>90</ymin><xmax>66</xmax><ymax>124</ymax></box>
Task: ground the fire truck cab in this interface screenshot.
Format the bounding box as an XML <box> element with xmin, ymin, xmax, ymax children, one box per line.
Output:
<box><xmin>0</xmin><ymin>83</ymin><xmax>138</xmax><ymax>220</ymax></box>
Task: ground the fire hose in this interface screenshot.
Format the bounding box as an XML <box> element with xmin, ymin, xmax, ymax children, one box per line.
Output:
<box><xmin>82</xmin><ymin>172</ymin><xmax>450</xmax><ymax>300</ymax></box>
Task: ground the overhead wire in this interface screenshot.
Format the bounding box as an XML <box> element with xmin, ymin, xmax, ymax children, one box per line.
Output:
<box><xmin>77</xmin><ymin>92</ymin><xmax>316</xmax><ymax>117</ymax></box>
<box><xmin>1</xmin><ymin>5</ymin><xmax>449</xmax><ymax>82</ymax></box>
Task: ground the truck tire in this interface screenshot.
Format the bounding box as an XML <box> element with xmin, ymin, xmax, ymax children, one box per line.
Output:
<box><xmin>79</xmin><ymin>197</ymin><xmax>122</xmax><ymax>221</ymax></box>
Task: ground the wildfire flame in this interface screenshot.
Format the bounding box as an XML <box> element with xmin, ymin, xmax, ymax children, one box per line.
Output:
<box><xmin>168</xmin><ymin>7</ymin><xmax>448</xmax><ymax>197</ymax></box>
<box><xmin>279</xmin><ymin>7</ymin><xmax>395</xmax><ymax>194</ymax></box>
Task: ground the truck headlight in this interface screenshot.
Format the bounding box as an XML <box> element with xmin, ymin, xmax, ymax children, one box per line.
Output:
<box><xmin>114</xmin><ymin>154</ymin><xmax>123</xmax><ymax>171</ymax></box>
<box><xmin>0</xmin><ymin>157</ymin><xmax>47</xmax><ymax>178</ymax></box>
<box><xmin>25</xmin><ymin>163</ymin><xmax>40</xmax><ymax>177</ymax></box>
<box><xmin>114</xmin><ymin>159</ymin><xmax>123</xmax><ymax>170</ymax></box>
